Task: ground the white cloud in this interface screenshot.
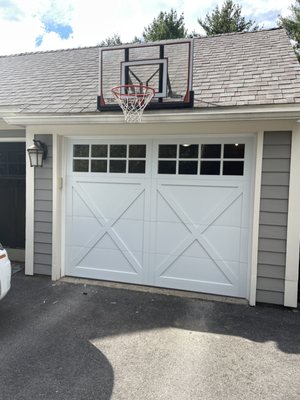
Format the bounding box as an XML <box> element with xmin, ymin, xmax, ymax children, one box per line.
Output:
<box><xmin>0</xmin><ymin>0</ymin><xmax>294</xmax><ymax>55</ymax></box>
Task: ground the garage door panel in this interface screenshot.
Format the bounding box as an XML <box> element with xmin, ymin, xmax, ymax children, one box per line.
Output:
<box><xmin>204</xmin><ymin>226</ymin><xmax>241</xmax><ymax>262</ymax></box>
<box><xmin>183</xmin><ymin>240</ymin><xmax>217</xmax><ymax>259</ymax></box>
<box><xmin>238</xmin><ymin>262</ymin><xmax>248</xmax><ymax>296</ymax></box>
<box><xmin>211</xmin><ymin>193</ymin><xmax>243</xmax><ymax>228</ymax></box>
<box><xmin>156</xmin><ymin>253</ymin><xmax>233</xmax><ymax>284</ymax></box>
<box><xmin>73</xmin><ymin>266</ymin><xmax>142</xmax><ymax>284</ymax></box>
<box><xmin>155</xmin><ymin>191</ymin><xmax>184</xmax><ymax>223</ymax></box>
<box><xmin>157</xmin><ymin>184</ymin><xmax>241</xmax><ymax>225</ymax></box>
<box><xmin>66</xmin><ymin>175</ymin><xmax>149</xmax><ymax>280</ymax></box>
<box><xmin>154</xmin><ymin>221</ymin><xmax>191</xmax><ymax>254</ymax></box>
<box><xmin>240</xmin><ymin>228</ymin><xmax>250</xmax><ymax>263</ymax></box>
<box><xmin>71</xmin><ymin>186</ymin><xmax>95</xmax><ymax>218</ymax></box>
<box><xmin>69</xmin><ymin>216</ymin><xmax>100</xmax><ymax>246</ymax></box>
<box><xmin>76</xmin><ymin>181</ymin><xmax>146</xmax><ymax>221</ymax></box>
<box><xmin>90</xmin><ymin>232</ymin><xmax>145</xmax><ymax>260</ymax></box>
<box><xmin>79</xmin><ymin>247</ymin><xmax>141</xmax><ymax>274</ymax></box>
<box><xmin>113</xmin><ymin>219</ymin><xmax>146</xmax><ymax>253</ymax></box>
<box><xmin>66</xmin><ymin>137</ymin><xmax>253</xmax><ymax>299</ymax></box>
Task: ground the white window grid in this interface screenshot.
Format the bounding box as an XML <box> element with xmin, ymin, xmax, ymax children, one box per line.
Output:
<box><xmin>73</xmin><ymin>144</ymin><xmax>147</xmax><ymax>174</ymax></box>
<box><xmin>157</xmin><ymin>143</ymin><xmax>245</xmax><ymax>175</ymax></box>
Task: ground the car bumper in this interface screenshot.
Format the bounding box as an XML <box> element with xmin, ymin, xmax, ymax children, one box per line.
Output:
<box><xmin>0</xmin><ymin>257</ymin><xmax>11</xmax><ymax>300</ymax></box>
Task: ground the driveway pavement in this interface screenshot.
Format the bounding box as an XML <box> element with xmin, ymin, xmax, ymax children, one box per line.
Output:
<box><xmin>1</xmin><ymin>272</ymin><xmax>300</xmax><ymax>400</ymax></box>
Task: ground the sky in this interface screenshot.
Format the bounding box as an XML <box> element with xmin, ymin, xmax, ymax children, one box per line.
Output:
<box><xmin>0</xmin><ymin>0</ymin><xmax>294</xmax><ymax>56</ymax></box>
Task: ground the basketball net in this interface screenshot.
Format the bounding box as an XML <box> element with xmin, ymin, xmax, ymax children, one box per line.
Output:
<box><xmin>112</xmin><ymin>85</ymin><xmax>155</xmax><ymax>123</ymax></box>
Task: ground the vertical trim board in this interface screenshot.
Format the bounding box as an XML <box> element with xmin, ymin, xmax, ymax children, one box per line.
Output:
<box><xmin>284</xmin><ymin>127</ymin><xmax>300</xmax><ymax>307</ymax></box>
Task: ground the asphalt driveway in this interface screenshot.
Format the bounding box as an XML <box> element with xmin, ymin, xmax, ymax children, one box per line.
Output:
<box><xmin>1</xmin><ymin>272</ymin><xmax>300</xmax><ymax>400</ymax></box>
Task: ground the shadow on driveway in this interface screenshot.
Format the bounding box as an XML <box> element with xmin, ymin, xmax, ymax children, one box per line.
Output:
<box><xmin>0</xmin><ymin>273</ymin><xmax>300</xmax><ymax>399</ymax></box>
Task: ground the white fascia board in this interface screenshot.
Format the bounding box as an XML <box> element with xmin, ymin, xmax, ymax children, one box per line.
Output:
<box><xmin>3</xmin><ymin>105</ymin><xmax>300</xmax><ymax>126</ymax></box>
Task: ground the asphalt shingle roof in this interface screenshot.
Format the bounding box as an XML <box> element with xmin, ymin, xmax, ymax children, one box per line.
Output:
<box><xmin>193</xmin><ymin>28</ymin><xmax>300</xmax><ymax>107</ymax></box>
<box><xmin>0</xmin><ymin>47</ymin><xmax>99</xmax><ymax>113</ymax></box>
<box><xmin>0</xmin><ymin>28</ymin><xmax>299</xmax><ymax>114</ymax></box>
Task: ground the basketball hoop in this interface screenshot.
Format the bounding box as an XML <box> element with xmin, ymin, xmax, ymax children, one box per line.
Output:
<box><xmin>111</xmin><ymin>84</ymin><xmax>155</xmax><ymax>123</ymax></box>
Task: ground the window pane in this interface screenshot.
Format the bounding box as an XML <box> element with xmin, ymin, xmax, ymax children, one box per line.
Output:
<box><xmin>158</xmin><ymin>161</ymin><xmax>176</xmax><ymax>174</ymax></box>
<box><xmin>200</xmin><ymin>161</ymin><xmax>220</xmax><ymax>175</ymax></box>
<box><xmin>9</xmin><ymin>151</ymin><xmax>25</xmax><ymax>162</ymax></box>
<box><xmin>224</xmin><ymin>144</ymin><xmax>245</xmax><ymax>158</ymax></box>
<box><xmin>129</xmin><ymin>145</ymin><xmax>146</xmax><ymax>158</ymax></box>
<box><xmin>91</xmin><ymin>160</ymin><xmax>107</xmax><ymax>172</ymax></box>
<box><xmin>129</xmin><ymin>160</ymin><xmax>146</xmax><ymax>173</ymax></box>
<box><xmin>0</xmin><ymin>151</ymin><xmax>7</xmax><ymax>162</ymax></box>
<box><xmin>0</xmin><ymin>165</ymin><xmax>7</xmax><ymax>175</ymax></box>
<box><xmin>73</xmin><ymin>145</ymin><xmax>89</xmax><ymax>157</ymax></box>
<box><xmin>223</xmin><ymin>161</ymin><xmax>244</xmax><ymax>175</ymax></box>
<box><xmin>159</xmin><ymin>144</ymin><xmax>177</xmax><ymax>158</ymax></box>
<box><xmin>8</xmin><ymin>164</ymin><xmax>22</xmax><ymax>175</ymax></box>
<box><xmin>201</xmin><ymin>144</ymin><xmax>221</xmax><ymax>159</ymax></box>
<box><xmin>179</xmin><ymin>144</ymin><xmax>198</xmax><ymax>159</ymax></box>
<box><xmin>110</xmin><ymin>145</ymin><xmax>127</xmax><ymax>158</ymax></box>
<box><xmin>109</xmin><ymin>160</ymin><xmax>126</xmax><ymax>173</ymax></box>
<box><xmin>73</xmin><ymin>159</ymin><xmax>89</xmax><ymax>172</ymax></box>
<box><xmin>179</xmin><ymin>161</ymin><xmax>198</xmax><ymax>175</ymax></box>
<box><xmin>91</xmin><ymin>145</ymin><xmax>107</xmax><ymax>158</ymax></box>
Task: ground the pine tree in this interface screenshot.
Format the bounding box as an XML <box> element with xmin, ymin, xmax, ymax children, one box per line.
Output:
<box><xmin>99</xmin><ymin>34</ymin><xmax>122</xmax><ymax>47</ymax></box>
<box><xmin>198</xmin><ymin>0</ymin><xmax>258</xmax><ymax>36</ymax></box>
<box><xmin>279</xmin><ymin>0</ymin><xmax>300</xmax><ymax>60</ymax></box>
<box><xmin>143</xmin><ymin>9</ymin><xmax>187</xmax><ymax>41</ymax></box>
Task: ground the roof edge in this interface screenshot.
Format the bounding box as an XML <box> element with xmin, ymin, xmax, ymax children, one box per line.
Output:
<box><xmin>0</xmin><ymin>27</ymin><xmax>283</xmax><ymax>59</ymax></box>
<box><xmin>4</xmin><ymin>103</ymin><xmax>300</xmax><ymax>125</ymax></box>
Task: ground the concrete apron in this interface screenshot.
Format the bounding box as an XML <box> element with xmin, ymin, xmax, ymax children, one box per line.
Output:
<box><xmin>60</xmin><ymin>276</ymin><xmax>248</xmax><ymax>305</ymax></box>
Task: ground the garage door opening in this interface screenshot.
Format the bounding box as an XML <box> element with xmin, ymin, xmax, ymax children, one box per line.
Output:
<box><xmin>0</xmin><ymin>142</ymin><xmax>26</xmax><ymax>261</ymax></box>
<box><xmin>65</xmin><ymin>137</ymin><xmax>254</xmax><ymax>299</ymax></box>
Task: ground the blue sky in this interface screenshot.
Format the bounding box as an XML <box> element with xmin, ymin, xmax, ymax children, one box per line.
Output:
<box><xmin>0</xmin><ymin>0</ymin><xmax>293</xmax><ymax>55</ymax></box>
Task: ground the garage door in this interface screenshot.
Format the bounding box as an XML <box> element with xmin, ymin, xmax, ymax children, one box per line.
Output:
<box><xmin>65</xmin><ymin>137</ymin><xmax>253</xmax><ymax>298</ymax></box>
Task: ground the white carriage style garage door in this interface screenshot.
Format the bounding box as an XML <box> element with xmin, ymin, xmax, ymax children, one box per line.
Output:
<box><xmin>65</xmin><ymin>137</ymin><xmax>253</xmax><ymax>298</ymax></box>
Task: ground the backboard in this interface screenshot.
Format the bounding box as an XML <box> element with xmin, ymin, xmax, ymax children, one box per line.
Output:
<box><xmin>98</xmin><ymin>40</ymin><xmax>194</xmax><ymax>111</ymax></box>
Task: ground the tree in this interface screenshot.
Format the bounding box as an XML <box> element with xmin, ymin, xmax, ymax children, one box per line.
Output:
<box><xmin>143</xmin><ymin>9</ymin><xmax>187</xmax><ymax>41</ymax></box>
<box><xmin>198</xmin><ymin>0</ymin><xmax>258</xmax><ymax>36</ymax></box>
<box><xmin>99</xmin><ymin>34</ymin><xmax>122</xmax><ymax>47</ymax></box>
<box><xmin>279</xmin><ymin>0</ymin><xmax>300</xmax><ymax>59</ymax></box>
<box><xmin>131</xmin><ymin>36</ymin><xmax>143</xmax><ymax>44</ymax></box>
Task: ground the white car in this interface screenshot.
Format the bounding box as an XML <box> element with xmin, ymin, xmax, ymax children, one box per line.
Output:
<box><xmin>0</xmin><ymin>244</ymin><xmax>11</xmax><ymax>300</ymax></box>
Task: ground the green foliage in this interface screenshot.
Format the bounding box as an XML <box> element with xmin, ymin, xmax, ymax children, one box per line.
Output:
<box><xmin>198</xmin><ymin>0</ymin><xmax>259</xmax><ymax>36</ymax></box>
<box><xmin>99</xmin><ymin>34</ymin><xmax>122</xmax><ymax>47</ymax></box>
<box><xmin>131</xmin><ymin>36</ymin><xmax>143</xmax><ymax>44</ymax></box>
<box><xmin>279</xmin><ymin>0</ymin><xmax>300</xmax><ymax>59</ymax></box>
<box><xmin>143</xmin><ymin>9</ymin><xmax>187</xmax><ymax>41</ymax></box>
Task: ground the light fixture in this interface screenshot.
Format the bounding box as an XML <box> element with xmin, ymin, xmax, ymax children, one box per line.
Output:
<box><xmin>182</xmin><ymin>144</ymin><xmax>191</xmax><ymax>147</ymax></box>
<box><xmin>27</xmin><ymin>139</ymin><xmax>48</xmax><ymax>167</ymax></box>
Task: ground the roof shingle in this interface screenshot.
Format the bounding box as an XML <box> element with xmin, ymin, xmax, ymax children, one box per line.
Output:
<box><xmin>193</xmin><ymin>28</ymin><xmax>300</xmax><ymax>107</ymax></box>
<box><xmin>0</xmin><ymin>28</ymin><xmax>299</xmax><ymax>114</ymax></box>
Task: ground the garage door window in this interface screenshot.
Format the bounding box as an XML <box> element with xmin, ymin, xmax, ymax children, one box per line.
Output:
<box><xmin>158</xmin><ymin>143</ymin><xmax>244</xmax><ymax>176</ymax></box>
<box><xmin>73</xmin><ymin>144</ymin><xmax>146</xmax><ymax>174</ymax></box>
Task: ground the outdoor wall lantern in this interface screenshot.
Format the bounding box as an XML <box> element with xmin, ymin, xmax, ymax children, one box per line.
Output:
<box><xmin>27</xmin><ymin>139</ymin><xmax>48</xmax><ymax>167</ymax></box>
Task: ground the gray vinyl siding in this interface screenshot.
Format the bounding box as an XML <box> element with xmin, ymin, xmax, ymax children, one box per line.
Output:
<box><xmin>257</xmin><ymin>131</ymin><xmax>291</xmax><ymax>305</ymax></box>
<box><xmin>34</xmin><ymin>135</ymin><xmax>52</xmax><ymax>275</ymax></box>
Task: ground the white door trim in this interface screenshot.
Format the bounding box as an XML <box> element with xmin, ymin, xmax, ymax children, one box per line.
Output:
<box><xmin>52</xmin><ymin>134</ymin><xmax>63</xmax><ymax>281</ymax></box>
<box><xmin>25</xmin><ymin>132</ymin><xmax>35</xmax><ymax>275</ymax></box>
<box><xmin>249</xmin><ymin>131</ymin><xmax>263</xmax><ymax>306</ymax></box>
<box><xmin>284</xmin><ymin>127</ymin><xmax>300</xmax><ymax>307</ymax></box>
